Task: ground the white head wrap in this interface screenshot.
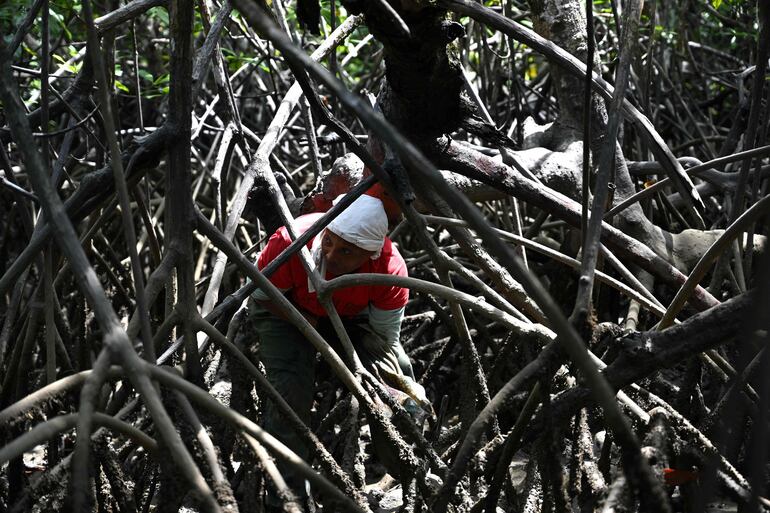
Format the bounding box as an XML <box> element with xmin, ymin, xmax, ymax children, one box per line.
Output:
<box><xmin>307</xmin><ymin>194</ymin><xmax>388</xmax><ymax>291</ymax></box>
<box><xmin>326</xmin><ymin>194</ymin><xmax>388</xmax><ymax>259</ymax></box>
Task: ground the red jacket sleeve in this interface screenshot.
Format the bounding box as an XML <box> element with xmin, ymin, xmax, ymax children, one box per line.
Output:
<box><xmin>256</xmin><ymin>227</ymin><xmax>294</xmax><ymax>291</ymax></box>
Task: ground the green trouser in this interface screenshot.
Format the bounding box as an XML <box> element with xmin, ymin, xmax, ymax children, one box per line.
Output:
<box><xmin>251</xmin><ymin>304</ymin><xmax>416</xmax><ymax>503</ymax></box>
<box><xmin>251</xmin><ymin>308</ymin><xmax>316</xmax><ymax>501</ymax></box>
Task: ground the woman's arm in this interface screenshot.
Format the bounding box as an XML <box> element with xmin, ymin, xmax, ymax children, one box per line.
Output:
<box><xmin>367</xmin><ymin>305</ymin><xmax>405</xmax><ymax>348</ymax></box>
<box><xmin>366</xmin><ymin>305</ymin><xmax>414</xmax><ymax>378</ymax></box>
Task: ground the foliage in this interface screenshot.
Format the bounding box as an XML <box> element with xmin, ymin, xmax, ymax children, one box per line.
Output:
<box><xmin>0</xmin><ymin>0</ymin><xmax>767</xmax><ymax>512</ymax></box>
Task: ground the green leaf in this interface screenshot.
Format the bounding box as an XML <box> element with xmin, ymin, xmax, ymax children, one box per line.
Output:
<box><xmin>148</xmin><ymin>6</ymin><xmax>168</xmax><ymax>25</ymax></box>
<box><xmin>115</xmin><ymin>80</ymin><xmax>129</xmax><ymax>93</ymax></box>
<box><xmin>153</xmin><ymin>73</ymin><xmax>170</xmax><ymax>85</ymax></box>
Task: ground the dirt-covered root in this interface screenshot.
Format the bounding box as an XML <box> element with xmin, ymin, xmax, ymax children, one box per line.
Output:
<box><xmin>648</xmin><ymin>228</ymin><xmax>758</xmax><ymax>274</ymax></box>
<box><xmin>518</xmin><ymin>119</ymin><xmax>767</xmax><ymax>274</ymax></box>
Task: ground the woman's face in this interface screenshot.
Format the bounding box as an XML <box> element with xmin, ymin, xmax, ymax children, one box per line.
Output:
<box><xmin>321</xmin><ymin>229</ymin><xmax>375</xmax><ymax>276</ymax></box>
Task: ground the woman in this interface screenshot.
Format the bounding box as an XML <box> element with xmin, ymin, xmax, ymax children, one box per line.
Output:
<box><xmin>249</xmin><ymin>193</ymin><xmax>424</xmax><ymax>504</ymax></box>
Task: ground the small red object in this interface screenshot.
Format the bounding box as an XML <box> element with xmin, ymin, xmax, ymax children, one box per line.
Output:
<box><xmin>662</xmin><ymin>468</ymin><xmax>699</xmax><ymax>486</ymax></box>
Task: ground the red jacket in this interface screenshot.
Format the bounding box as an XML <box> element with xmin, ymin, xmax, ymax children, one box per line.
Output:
<box><xmin>256</xmin><ymin>213</ymin><xmax>409</xmax><ymax>317</ymax></box>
